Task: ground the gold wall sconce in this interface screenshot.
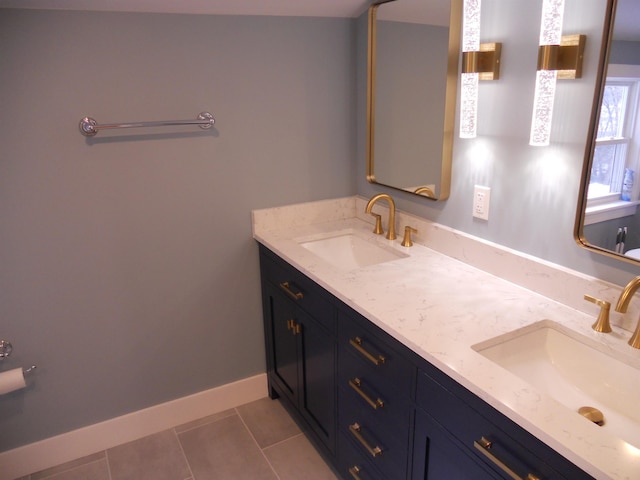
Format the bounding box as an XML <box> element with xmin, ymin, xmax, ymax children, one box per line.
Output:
<box><xmin>459</xmin><ymin>0</ymin><xmax>502</xmax><ymax>139</ymax></box>
<box><xmin>529</xmin><ymin>0</ymin><xmax>586</xmax><ymax>146</ymax></box>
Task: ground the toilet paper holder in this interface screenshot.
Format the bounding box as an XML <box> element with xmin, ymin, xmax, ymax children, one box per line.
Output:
<box><xmin>0</xmin><ymin>340</ymin><xmax>37</xmax><ymax>374</ymax></box>
<box><xmin>0</xmin><ymin>340</ymin><xmax>12</xmax><ymax>359</ymax></box>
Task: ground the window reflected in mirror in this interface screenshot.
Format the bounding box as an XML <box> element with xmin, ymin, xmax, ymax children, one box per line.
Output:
<box><xmin>588</xmin><ymin>77</ymin><xmax>639</xmax><ymax>202</ymax></box>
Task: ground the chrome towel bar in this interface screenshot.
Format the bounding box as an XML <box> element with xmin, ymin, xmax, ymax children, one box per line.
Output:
<box><xmin>79</xmin><ymin>111</ymin><xmax>215</xmax><ymax>136</ymax></box>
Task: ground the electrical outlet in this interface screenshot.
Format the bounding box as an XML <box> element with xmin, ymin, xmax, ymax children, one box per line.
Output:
<box><xmin>473</xmin><ymin>185</ymin><xmax>491</xmax><ymax>220</ymax></box>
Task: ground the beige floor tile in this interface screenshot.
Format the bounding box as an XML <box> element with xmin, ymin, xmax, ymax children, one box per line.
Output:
<box><xmin>174</xmin><ymin>408</ymin><xmax>236</xmax><ymax>434</ymax></box>
<box><xmin>107</xmin><ymin>429</ymin><xmax>191</xmax><ymax>480</ymax></box>
<box><xmin>178</xmin><ymin>414</ymin><xmax>277</xmax><ymax>480</ymax></box>
<box><xmin>236</xmin><ymin>397</ymin><xmax>301</xmax><ymax>448</ymax></box>
<box><xmin>32</xmin><ymin>459</ymin><xmax>110</xmax><ymax>480</ymax></box>
<box><xmin>30</xmin><ymin>452</ymin><xmax>107</xmax><ymax>480</ymax></box>
<box><xmin>263</xmin><ymin>433</ymin><xmax>338</xmax><ymax>480</ymax></box>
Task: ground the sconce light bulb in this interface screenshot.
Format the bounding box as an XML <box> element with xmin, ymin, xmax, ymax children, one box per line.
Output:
<box><xmin>539</xmin><ymin>0</ymin><xmax>565</xmax><ymax>46</ymax></box>
<box><xmin>530</xmin><ymin>0</ymin><xmax>565</xmax><ymax>146</ymax></box>
<box><xmin>460</xmin><ymin>0</ymin><xmax>481</xmax><ymax>139</ymax></box>
<box><xmin>460</xmin><ymin>72</ymin><xmax>479</xmax><ymax>138</ymax></box>
<box><xmin>530</xmin><ymin>70</ymin><xmax>557</xmax><ymax>146</ymax></box>
<box><xmin>463</xmin><ymin>0</ymin><xmax>481</xmax><ymax>52</ymax></box>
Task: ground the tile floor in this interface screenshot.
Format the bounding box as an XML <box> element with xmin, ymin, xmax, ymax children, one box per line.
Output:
<box><xmin>18</xmin><ymin>398</ymin><xmax>339</xmax><ymax>480</ymax></box>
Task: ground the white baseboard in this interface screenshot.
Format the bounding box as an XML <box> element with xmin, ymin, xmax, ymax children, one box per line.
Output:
<box><xmin>0</xmin><ymin>373</ymin><xmax>267</xmax><ymax>480</ymax></box>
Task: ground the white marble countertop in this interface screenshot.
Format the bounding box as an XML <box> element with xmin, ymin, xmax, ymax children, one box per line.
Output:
<box><xmin>252</xmin><ymin>197</ymin><xmax>640</xmax><ymax>480</ymax></box>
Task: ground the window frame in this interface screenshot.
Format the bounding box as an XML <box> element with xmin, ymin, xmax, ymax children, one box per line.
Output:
<box><xmin>585</xmin><ymin>64</ymin><xmax>640</xmax><ymax>225</ymax></box>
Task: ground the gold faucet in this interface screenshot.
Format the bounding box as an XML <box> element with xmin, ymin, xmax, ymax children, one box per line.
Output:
<box><xmin>365</xmin><ymin>193</ymin><xmax>396</xmax><ymax>240</ymax></box>
<box><xmin>614</xmin><ymin>276</ymin><xmax>640</xmax><ymax>348</ymax></box>
<box><xmin>414</xmin><ymin>186</ymin><xmax>435</xmax><ymax>198</ymax></box>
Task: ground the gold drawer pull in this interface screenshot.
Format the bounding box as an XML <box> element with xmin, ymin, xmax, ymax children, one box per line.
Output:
<box><xmin>348</xmin><ymin>465</ymin><xmax>363</xmax><ymax>479</ymax></box>
<box><xmin>349</xmin><ymin>422</ymin><xmax>383</xmax><ymax>458</ymax></box>
<box><xmin>349</xmin><ymin>337</ymin><xmax>385</xmax><ymax>365</ymax></box>
<box><xmin>286</xmin><ymin>319</ymin><xmax>301</xmax><ymax>335</ymax></box>
<box><xmin>349</xmin><ymin>378</ymin><xmax>384</xmax><ymax>410</ymax></box>
<box><xmin>473</xmin><ymin>437</ymin><xmax>541</xmax><ymax>480</ymax></box>
<box><xmin>279</xmin><ymin>281</ymin><xmax>303</xmax><ymax>301</ymax></box>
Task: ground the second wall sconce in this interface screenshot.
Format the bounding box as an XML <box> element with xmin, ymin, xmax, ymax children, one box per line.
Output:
<box><xmin>460</xmin><ymin>0</ymin><xmax>501</xmax><ymax>139</ymax></box>
<box><xmin>529</xmin><ymin>0</ymin><xmax>586</xmax><ymax>146</ymax></box>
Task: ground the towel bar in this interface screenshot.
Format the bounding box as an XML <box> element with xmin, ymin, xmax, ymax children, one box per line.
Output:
<box><xmin>79</xmin><ymin>111</ymin><xmax>215</xmax><ymax>136</ymax></box>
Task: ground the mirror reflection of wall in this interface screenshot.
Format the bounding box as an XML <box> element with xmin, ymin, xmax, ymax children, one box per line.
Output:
<box><xmin>373</xmin><ymin>14</ymin><xmax>449</xmax><ymax>191</ymax></box>
<box><xmin>581</xmin><ymin>0</ymin><xmax>640</xmax><ymax>261</ymax></box>
<box><xmin>367</xmin><ymin>0</ymin><xmax>459</xmax><ymax>200</ymax></box>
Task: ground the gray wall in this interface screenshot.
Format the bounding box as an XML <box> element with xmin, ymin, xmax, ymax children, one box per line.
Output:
<box><xmin>611</xmin><ymin>40</ymin><xmax>640</xmax><ymax>65</ymax></box>
<box><xmin>0</xmin><ymin>9</ymin><xmax>355</xmax><ymax>452</ymax></box>
<box><xmin>358</xmin><ymin>0</ymin><xmax>640</xmax><ymax>284</ymax></box>
<box><xmin>3</xmin><ymin>0</ymin><xmax>640</xmax><ymax>455</ymax></box>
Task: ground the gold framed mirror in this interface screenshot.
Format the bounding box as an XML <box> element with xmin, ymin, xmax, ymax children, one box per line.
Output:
<box><xmin>366</xmin><ymin>0</ymin><xmax>462</xmax><ymax>201</ymax></box>
<box><xmin>576</xmin><ymin>0</ymin><xmax>640</xmax><ymax>265</ymax></box>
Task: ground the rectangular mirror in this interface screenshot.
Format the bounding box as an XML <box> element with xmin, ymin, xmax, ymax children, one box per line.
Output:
<box><xmin>576</xmin><ymin>0</ymin><xmax>640</xmax><ymax>266</ymax></box>
<box><xmin>366</xmin><ymin>0</ymin><xmax>462</xmax><ymax>200</ymax></box>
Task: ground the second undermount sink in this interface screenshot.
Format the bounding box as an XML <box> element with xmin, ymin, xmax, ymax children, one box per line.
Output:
<box><xmin>297</xmin><ymin>230</ymin><xmax>408</xmax><ymax>270</ymax></box>
<box><xmin>473</xmin><ymin>320</ymin><xmax>640</xmax><ymax>448</ymax></box>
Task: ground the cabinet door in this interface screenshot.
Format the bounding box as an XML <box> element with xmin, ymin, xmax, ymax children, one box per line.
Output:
<box><xmin>265</xmin><ymin>283</ymin><xmax>299</xmax><ymax>406</ymax></box>
<box><xmin>413</xmin><ymin>409</ymin><xmax>500</xmax><ymax>480</ymax></box>
<box><xmin>264</xmin><ymin>282</ymin><xmax>336</xmax><ymax>452</ymax></box>
<box><xmin>298</xmin><ymin>309</ymin><xmax>336</xmax><ymax>452</ymax></box>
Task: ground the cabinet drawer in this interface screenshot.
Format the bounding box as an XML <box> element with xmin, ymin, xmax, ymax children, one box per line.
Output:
<box><xmin>338</xmin><ymin>310</ymin><xmax>414</xmax><ymax>395</ymax></box>
<box><xmin>416</xmin><ymin>370</ymin><xmax>591</xmax><ymax>480</ymax></box>
<box><xmin>338</xmin><ymin>347</ymin><xmax>412</xmax><ymax>431</ymax></box>
<box><xmin>260</xmin><ymin>245</ymin><xmax>335</xmax><ymax>332</ymax></box>
<box><xmin>337</xmin><ymin>383</ymin><xmax>410</xmax><ymax>463</ymax></box>
<box><xmin>339</xmin><ymin>393</ymin><xmax>410</xmax><ymax>480</ymax></box>
<box><xmin>337</xmin><ymin>432</ymin><xmax>386</xmax><ymax>480</ymax></box>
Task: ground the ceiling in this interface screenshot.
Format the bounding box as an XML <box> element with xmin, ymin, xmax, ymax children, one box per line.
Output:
<box><xmin>0</xmin><ymin>0</ymin><xmax>373</xmax><ymax>17</ymax></box>
<box><xmin>377</xmin><ymin>0</ymin><xmax>449</xmax><ymax>26</ymax></box>
<box><xmin>0</xmin><ymin>0</ymin><xmax>636</xmax><ymax>40</ymax></box>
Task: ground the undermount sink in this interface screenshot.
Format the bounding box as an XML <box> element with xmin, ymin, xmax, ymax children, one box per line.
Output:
<box><xmin>473</xmin><ymin>320</ymin><xmax>640</xmax><ymax>448</ymax></box>
<box><xmin>297</xmin><ymin>229</ymin><xmax>408</xmax><ymax>270</ymax></box>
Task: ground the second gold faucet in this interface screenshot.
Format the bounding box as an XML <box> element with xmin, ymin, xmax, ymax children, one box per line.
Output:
<box><xmin>614</xmin><ymin>276</ymin><xmax>640</xmax><ymax>348</ymax></box>
<box><xmin>365</xmin><ymin>194</ymin><xmax>396</xmax><ymax>240</ymax></box>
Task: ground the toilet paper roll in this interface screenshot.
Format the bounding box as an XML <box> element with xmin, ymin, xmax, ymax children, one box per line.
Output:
<box><xmin>0</xmin><ymin>368</ymin><xmax>27</xmax><ymax>395</ymax></box>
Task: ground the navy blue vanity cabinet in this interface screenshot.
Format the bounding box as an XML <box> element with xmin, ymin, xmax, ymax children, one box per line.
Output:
<box><xmin>413</xmin><ymin>407</ymin><xmax>501</xmax><ymax>479</ymax></box>
<box><xmin>413</xmin><ymin>364</ymin><xmax>595</xmax><ymax>480</ymax></box>
<box><xmin>259</xmin><ymin>245</ymin><xmax>337</xmax><ymax>455</ymax></box>
<box><xmin>337</xmin><ymin>431</ymin><xmax>386</xmax><ymax>480</ymax></box>
<box><xmin>258</xmin><ymin>247</ymin><xmax>594</xmax><ymax>480</ymax></box>
<box><xmin>336</xmin><ymin>307</ymin><xmax>416</xmax><ymax>480</ymax></box>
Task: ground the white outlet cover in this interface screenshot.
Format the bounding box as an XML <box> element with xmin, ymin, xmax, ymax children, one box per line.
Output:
<box><xmin>473</xmin><ymin>185</ymin><xmax>491</xmax><ymax>221</ymax></box>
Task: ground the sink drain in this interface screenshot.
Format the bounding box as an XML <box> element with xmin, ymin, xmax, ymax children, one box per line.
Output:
<box><xmin>578</xmin><ymin>406</ymin><xmax>605</xmax><ymax>426</ymax></box>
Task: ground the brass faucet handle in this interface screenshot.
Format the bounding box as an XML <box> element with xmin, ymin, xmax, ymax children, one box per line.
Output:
<box><xmin>401</xmin><ymin>226</ymin><xmax>418</xmax><ymax>247</ymax></box>
<box><xmin>628</xmin><ymin>322</ymin><xmax>640</xmax><ymax>349</ymax></box>
<box><xmin>584</xmin><ymin>294</ymin><xmax>612</xmax><ymax>333</ymax></box>
<box><xmin>370</xmin><ymin>213</ymin><xmax>384</xmax><ymax>235</ymax></box>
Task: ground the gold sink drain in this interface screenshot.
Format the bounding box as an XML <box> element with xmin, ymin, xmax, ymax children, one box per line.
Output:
<box><xmin>578</xmin><ymin>406</ymin><xmax>605</xmax><ymax>426</ymax></box>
